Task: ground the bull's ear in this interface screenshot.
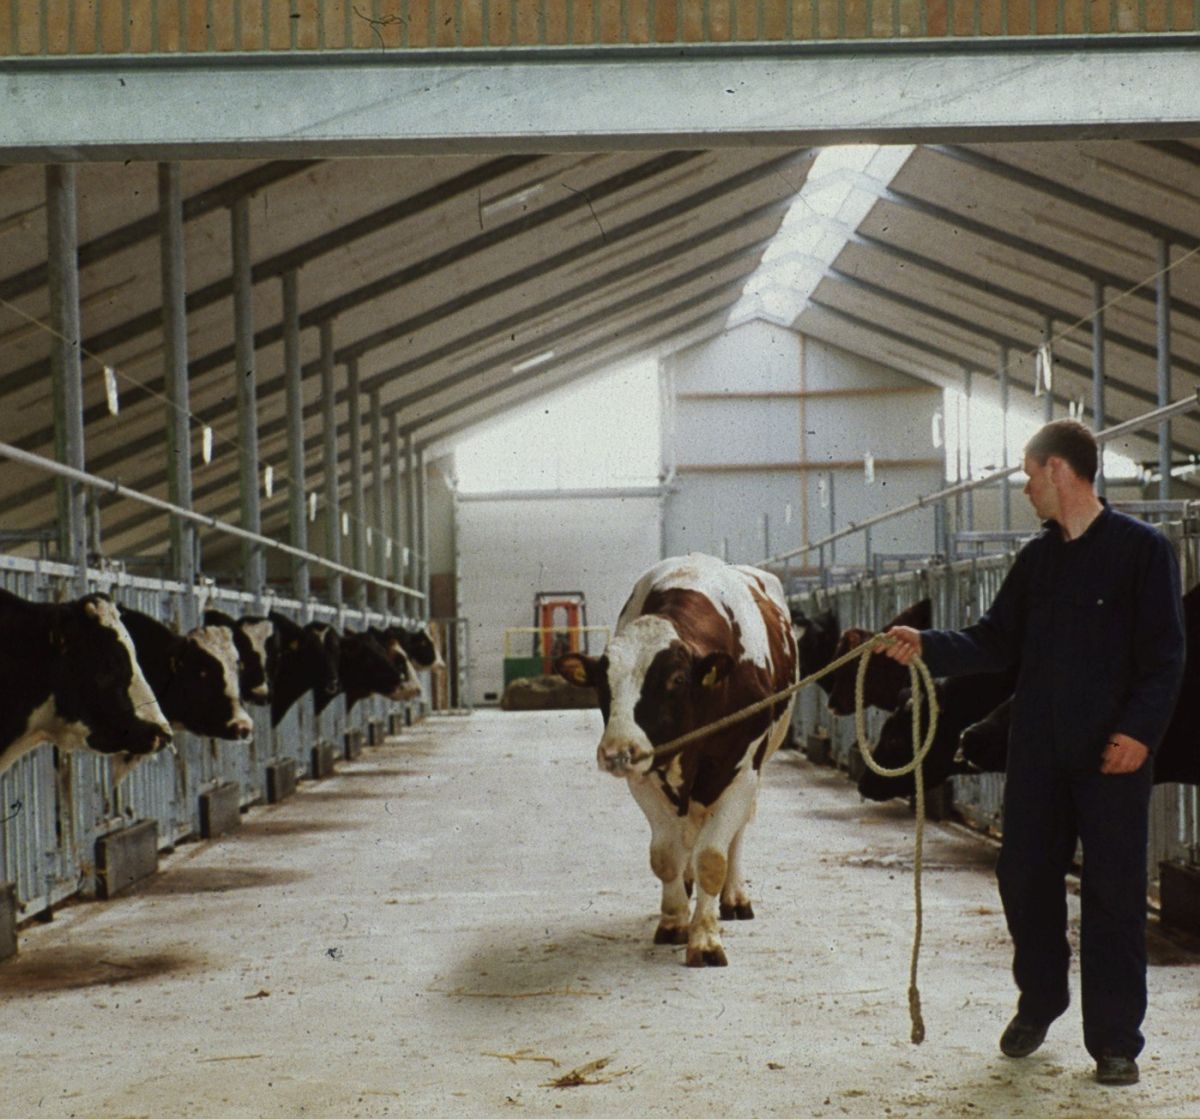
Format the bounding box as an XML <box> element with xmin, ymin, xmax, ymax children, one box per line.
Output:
<box><xmin>555</xmin><ymin>653</ymin><xmax>599</xmax><ymax>688</ymax></box>
<box><xmin>695</xmin><ymin>652</ymin><xmax>735</xmax><ymax>689</ymax></box>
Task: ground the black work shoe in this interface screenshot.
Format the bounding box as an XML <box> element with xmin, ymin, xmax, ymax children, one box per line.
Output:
<box><xmin>999</xmin><ymin>1014</ymin><xmax>1050</xmax><ymax>1058</ymax></box>
<box><xmin>1095</xmin><ymin>1054</ymin><xmax>1139</xmax><ymax>1086</ymax></box>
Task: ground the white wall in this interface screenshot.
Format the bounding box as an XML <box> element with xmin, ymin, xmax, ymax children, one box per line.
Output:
<box><xmin>456</xmin><ymin>492</ymin><xmax>662</xmax><ymax>705</ymax></box>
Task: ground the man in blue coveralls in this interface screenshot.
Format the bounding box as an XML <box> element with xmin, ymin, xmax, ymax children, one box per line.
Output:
<box><xmin>879</xmin><ymin>419</ymin><xmax>1185</xmax><ymax>1087</ymax></box>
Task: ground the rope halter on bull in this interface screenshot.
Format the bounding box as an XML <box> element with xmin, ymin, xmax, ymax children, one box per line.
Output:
<box><xmin>647</xmin><ymin>632</ymin><xmax>940</xmax><ymax>1045</ymax></box>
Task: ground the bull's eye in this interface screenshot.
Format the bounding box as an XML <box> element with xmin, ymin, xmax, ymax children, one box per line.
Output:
<box><xmin>667</xmin><ymin>671</ymin><xmax>687</xmax><ymax>692</ymax></box>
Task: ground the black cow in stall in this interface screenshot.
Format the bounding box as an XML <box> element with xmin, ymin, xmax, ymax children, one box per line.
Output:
<box><xmin>0</xmin><ymin>589</ymin><xmax>172</xmax><ymax>776</ymax></box>
<box><xmin>117</xmin><ymin>606</ymin><xmax>254</xmax><ymax>741</ymax></box>
<box><xmin>857</xmin><ymin>668</ymin><xmax>1019</xmax><ymax>801</ymax></box>
<box><xmin>203</xmin><ymin>609</ymin><xmax>278</xmax><ymax>706</ymax></box>
<box><xmin>368</xmin><ymin>627</ymin><xmax>424</xmax><ymax>702</ymax></box>
<box><xmin>790</xmin><ymin>606</ymin><xmax>840</xmax><ymax>698</ymax></box>
<box><xmin>320</xmin><ymin>630</ymin><xmax>410</xmax><ymax>714</ymax></box>
<box><xmin>268</xmin><ymin>613</ymin><xmax>341</xmax><ymax>726</ymax></box>
<box><xmin>389</xmin><ymin>622</ymin><xmax>444</xmax><ymax>671</ymax></box>
<box><xmin>826</xmin><ymin>598</ymin><xmax>933</xmax><ymax>717</ymax></box>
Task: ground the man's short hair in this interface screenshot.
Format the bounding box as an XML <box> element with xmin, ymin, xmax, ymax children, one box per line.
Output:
<box><xmin>1024</xmin><ymin>419</ymin><xmax>1098</xmax><ymax>483</ymax></box>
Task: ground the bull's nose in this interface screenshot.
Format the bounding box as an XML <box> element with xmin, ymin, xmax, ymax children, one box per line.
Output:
<box><xmin>154</xmin><ymin>730</ymin><xmax>173</xmax><ymax>751</ymax></box>
<box><xmin>229</xmin><ymin>719</ymin><xmax>254</xmax><ymax>740</ymax></box>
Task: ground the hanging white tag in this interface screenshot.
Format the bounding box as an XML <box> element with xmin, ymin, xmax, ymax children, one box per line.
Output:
<box><xmin>1035</xmin><ymin>343</ymin><xmax>1054</xmax><ymax>396</ymax></box>
<box><xmin>931</xmin><ymin>412</ymin><xmax>943</xmax><ymax>449</ymax></box>
<box><xmin>385</xmin><ymin>538</ymin><xmax>393</xmax><ymax>559</ymax></box>
<box><xmin>366</xmin><ymin>527</ymin><xmax>373</xmax><ymax>547</ymax></box>
<box><xmin>784</xmin><ymin>503</ymin><xmax>793</xmax><ymax>526</ymax></box>
<box><xmin>402</xmin><ymin>546</ymin><xmax>410</xmax><ymax>567</ymax></box>
<box><xmin>864</xmin><ymin>451</ymin><xmax>875</xmax><ymax>485</ymax></box>
<box><xmin>202</xmin><ymin>425</ymin><xmax>213</xmax><ymax>464</ymax></box>
<box><xmin>817</xmin><ymin>473</ymin><xmax>829</xmax><ymax>510</ymax></box>
<box><xmin>103</xmin><ymin>365</ymin><xmax>120</xmax><ymax>415</ymax></box>
<box><xmin>342</xmin><ymin>512</ymin><xmax>350</xmax><ymax>537</ymax></box>
<box><xmin>263</xmin><ymin>464</ymin><xmax>274</xmax><ymax>498</ymax></box>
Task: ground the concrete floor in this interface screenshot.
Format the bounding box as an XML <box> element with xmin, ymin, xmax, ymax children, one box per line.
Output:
<box><xmin>3</xmin><ymin>709</ymin><xmax>1199</xmax><ymax>1119</ymax></box>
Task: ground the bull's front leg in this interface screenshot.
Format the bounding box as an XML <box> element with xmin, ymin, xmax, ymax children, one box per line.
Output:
<box><xmin>627</xmin><ymin>775</ymin><xmax>690</xmax><ymax>945</ymax></box>
<box><xmin>687</xmin><ymin>770</ymin><xmax>759</xmax><ymax>967</ymax></box>
<box><xmin>719</xmin><ymin>820</ymin><xmax>754</xmax><ymax>920</ymax></box>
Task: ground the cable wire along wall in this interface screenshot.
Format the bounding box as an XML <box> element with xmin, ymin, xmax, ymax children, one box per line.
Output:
<box><xmin>2</xmin><ymin>0</ymin><xmax>1197</xmax><ymax>56</ymax></box>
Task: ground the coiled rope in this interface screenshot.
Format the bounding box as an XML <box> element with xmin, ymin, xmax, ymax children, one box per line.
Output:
<box><xmin>647</xmin><ymin>632</ymin><xmax>940</xmax><ymax>1045</ymax></box>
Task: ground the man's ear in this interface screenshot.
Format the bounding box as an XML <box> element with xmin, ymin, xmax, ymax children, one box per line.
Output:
<box><xmin>694</xmin><ymin>652</ymin><xmax>735</xmax><ymax>689</ymax></box>
<box><xmin>555</xmin><ymin>653</ymin><xmax>601</xmax><ymax>688</ymax></box>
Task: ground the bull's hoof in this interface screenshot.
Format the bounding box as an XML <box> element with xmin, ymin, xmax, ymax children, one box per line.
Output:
<box><xmin>654</xmin><ymin>924</ymin><xmax>689</xmax><ymax>945</ymax></box>
<box><xmin>720</xmin><ymin>901</ymin><xmax>755</xmax><ymax>921</ymax></box>
<box><xmin>685</xmin><ymin>945</ymin><xmax>728</xmax><ymax>968</ymax></box>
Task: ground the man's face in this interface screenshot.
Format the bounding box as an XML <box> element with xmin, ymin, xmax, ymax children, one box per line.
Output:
<box><xmin>1022</xmin><ymin>453</ymin><xmax>1059</xmax><ymax>521</ymax></box>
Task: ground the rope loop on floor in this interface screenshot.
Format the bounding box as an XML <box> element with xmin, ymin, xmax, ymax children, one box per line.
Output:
<box><xmin>645</xmin><ymin>631</ymin><xmax>940</xmax><ymax>1046</ymax></box>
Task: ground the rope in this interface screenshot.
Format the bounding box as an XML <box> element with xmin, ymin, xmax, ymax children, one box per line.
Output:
<box><xmin>647</xmin><ymin>631</ymin><xmax>939</xmax><ymax>1045</ymax></box>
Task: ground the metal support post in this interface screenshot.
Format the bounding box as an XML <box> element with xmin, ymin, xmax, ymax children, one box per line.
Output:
<box><xmin>389</xmin><ymin>413</ymin><xmax>404</xmax><ymax>615</ymax></box>
<box><xmin>320</xmin><ymin>322</ymin><xmax>342</xmax><ymax>606</ymax></box>
<box><xmin>370</xmin><ymin>389</ymin><xmax>387</xmax><ymax>615</ymax></box>
<box><xmin>1157</xmin><ymin>240</ymin><xmax>1172</xmax><ymax>500</ymax></box>
<box><xmin>46</xmin><ymin>164</ymin><xmax>88</xmax><ymax>593</ymax></box>
<box><xmin>159</xmin><ymin>163</ymin><xmax>197</xmax><ymax>628</ymax></box>
<box><xmin>998</xmin><ymin>346</ymin><xmax>1010</xmax><ymax>533</ymax></box>
<box><xmin>346</xmin><ymin>357</ymin><xmax>367</xmax><ymax>611</ymax></box>
<box><xmin>417</xmin><ymin>447</ymin><xmax>430</xmax><ymax>616</ymax></box>
<box><xmin>283</xmin><ymin>270</ymin><xmax>310</xmax><ymax>607</ymax></box>
<box><xmin>231</xmin><ymin>197</ymin><xmax>264</xmax><ymax>603</ymax></box>
<box><xmin>404</xmin><ymin>432</ymin><xmax>418</xmax><ymax>590</ymax></box>
<box><xmin>1092</xmin><ymin>280</ymin><xmax>1107</xmax><ymax>496</ymax></box>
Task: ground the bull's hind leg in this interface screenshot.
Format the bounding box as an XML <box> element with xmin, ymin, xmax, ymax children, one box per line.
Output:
<box><xmin>719</xmin><ymin>821</ymin><xmax>754</xmax><ymax>921</ymax></box>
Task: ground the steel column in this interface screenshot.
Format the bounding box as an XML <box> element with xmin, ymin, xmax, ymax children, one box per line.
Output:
<box><xmin>346</xmin><ymin>356</ymin><xmax>367</xmax><ymax>610</ymax></box>
<box><xmin>283</xmin><ymin>270</ymin><xmax>309</xmax><ymax>606</ymax></box>
<box><xmin>46</xmin><ymin>164</ymin><xmax>87</xmax><ymax>591</ymax></box>
<box><xmin>159</xmin><ymin>163</ymin><xmax>197</xmax><ymax>628</ymax></box>
<box><xmin>998</xmin><ymin>349</ymin><xmax>1010</xmax><ymax>533</ymax></box>
<box><xmin>1092</xmin><ymin>280</ymin><xmax>1107</xmax><ymax>496</ymax></box>
<box><xmin>370</xmin><ymin>389</ymin><xmax>386</xmax><ymax>615</ymax></box>
<box><xmin>417</xmin><ymin>447</ymin><xmax>430</xmax><ymax>615</ymax></box>
<box><xmin>389</xmin><ymin>412</ymin><xmax>404</xmax><ymax>614</ymax></box>
<box><xmin>1158</xmin><ymin>240</ymin><xmax>1173</xmax><ymax>500</ymax></box>
<box><xmin>231</xmin><ymin>197</ymin><xmax>264</xmax><ymax>602</ymax></box>
<box><xmin>320</xmin><ymin>322</ymin><xmax>342</xmax><ymax>606</ymax></box>
<box><xmin>404</xmin><ymin>433</ymin><xmax>417</xmax><ymax>590</ymax></box>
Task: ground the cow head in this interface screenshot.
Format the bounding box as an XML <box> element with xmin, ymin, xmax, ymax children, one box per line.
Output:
<box><xmin>791</xmin><ymin>606</ymin><xmax>839</xmax><ymax>697</ymax></box>
<box><xmin>172</xmin><ymin>626</ymin><xmax>255</xmax><ymax>740</ymax></box>
<box><xmin>205</xmin><ymin>609</ymin><xmax>276</xmax><ymax>706</ymax></box>
<box><xmin>370</xmin><ymin>627</ymin><xmax>424</xmax><ymax>701</ymax></box>
<box><xmin>59</xmin><ymin>595</ymin><xmax>172</xmax><ymax>758</ymax></box>
<box><xmin>556</xmin><ymin>615</ymin><xmax>734</xmax><ymax>778</ymax></box>
<box><xmin>827</xmin><ymin>599</ymin><xmax>932</xmax><ymax>716</ymax></box>
<box><xmin>392</xmin><ymin>623</ymin><xmax>445</xmax><ymax>671</ymax></box>
<box><xmin>308</xmin><ymin>623</ymin><xmax>342</xmax><ymax>700</ymax></box>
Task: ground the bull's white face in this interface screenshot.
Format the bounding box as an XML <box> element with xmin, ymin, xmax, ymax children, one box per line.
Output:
<box><xmin>89</xmin><ymin>598</ymin><xmax>171</xmax><ymax>736</ymax></box>
<box><xmin>192</xmin><ymin>626</ymin><xmax>254</xmax><ymax>738</ymax></box>
<box><xmin>596</xmin><ymin>616</ymin><xmax>677</xmax><ymax>778</ymax></box>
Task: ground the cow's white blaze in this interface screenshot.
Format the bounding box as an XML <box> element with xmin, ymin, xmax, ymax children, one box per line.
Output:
<box><xmin>243</xmin><ymin>619</ymin><xmax>274</xmax><ymax>696</ymax></box>
<box><xmin>192</xmin><ymin>625</ymin><xmax>253</xmax><ymax>728</ymax></box>
<box><xmin>89</xmin><ymin>599</ymin><xmax>170</xmax><ymax>733</ymax></box>
<box><xmin>600</xmin><ymin>614</ymin><xmax>676</xmax><ymax>765</ymax></box>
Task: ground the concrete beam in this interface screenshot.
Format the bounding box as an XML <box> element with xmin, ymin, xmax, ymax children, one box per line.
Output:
<box><xmin>3</xmin><ymin>42</ymin><xmax>1200</xmax><ymax>161</ymax></box>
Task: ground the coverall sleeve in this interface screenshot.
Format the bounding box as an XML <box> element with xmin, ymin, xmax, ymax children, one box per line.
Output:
<box><xmin>1114</xmin><ymin>533</ymin><xmax>1186</xmax><ymax>754</ymax></box>
<box><xmin>918</xmin><ymin>547</ymin><xmax>1030</xmax><ymax>679</ymax></box>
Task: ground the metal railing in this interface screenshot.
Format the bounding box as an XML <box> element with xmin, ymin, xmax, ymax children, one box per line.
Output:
<box><xmin>2</xmin><ymin>0</ymin><xmax>1196</xmax><ymax>57</ymax></box>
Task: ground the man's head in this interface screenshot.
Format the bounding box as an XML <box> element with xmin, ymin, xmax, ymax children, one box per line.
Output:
<box><xmin>1022</xmin><ymin>419</ymin><xmax>1098</xmax><ymax>521</ymax></box>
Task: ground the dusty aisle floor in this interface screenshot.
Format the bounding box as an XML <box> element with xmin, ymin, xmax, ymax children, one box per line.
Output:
<box><xmin>3</xmin><ymin>709</ymin><xmax>1199</xmax><ymax>1119</ymax></box>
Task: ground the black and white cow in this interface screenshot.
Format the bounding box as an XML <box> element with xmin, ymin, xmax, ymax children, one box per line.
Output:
<box><xmin>204</xmin><ymin>609</ymin><xmax>277</xmax><ymax>706</ymax></box>
<box><xmin>0</xmin><ymin>589</ymin><xmax>171</xmax><ymax>776</ymax></box>
<box><xmin>117</xmin><ymin>606</ymin><xmax>253</xmax><ymax>740</ymax></box>
<box><xmin>790</xmin><ymin>605</ymin><xmax>840</xmax><ymax>698</ymax></box>
<box><xmin>368</xmin><ymin>626</ymin><xmax>424</xmax><ymax>703</ymax></box>
<box><xmin>825</xmin><ymin>598</ymin><xmax>933</xmax><ymax>716</ymax></box>
<box><xmin>323</xmin><ymin>630</ymin><xmax>411</xmax><ymax>714</ymax></box>
<box><xmin>556</xmin><ymin>553</ymin><xmax>798</xmax><ymax>967</ymax></box>
<box><xmin>390</xmin><ymin>622</ymin><xmax>444</xmax><ymax>672</ymax></box>
<box><xmin>268</xmin><ymin>613</ymin><xmax>341</xmax><ymax>726</ymax></box>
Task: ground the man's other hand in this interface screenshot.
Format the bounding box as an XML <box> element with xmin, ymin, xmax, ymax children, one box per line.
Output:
<box><xmin>1100</xmin><ymin>733</ymin><xmax>1150</xmax><ymax>775</ymax></box>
